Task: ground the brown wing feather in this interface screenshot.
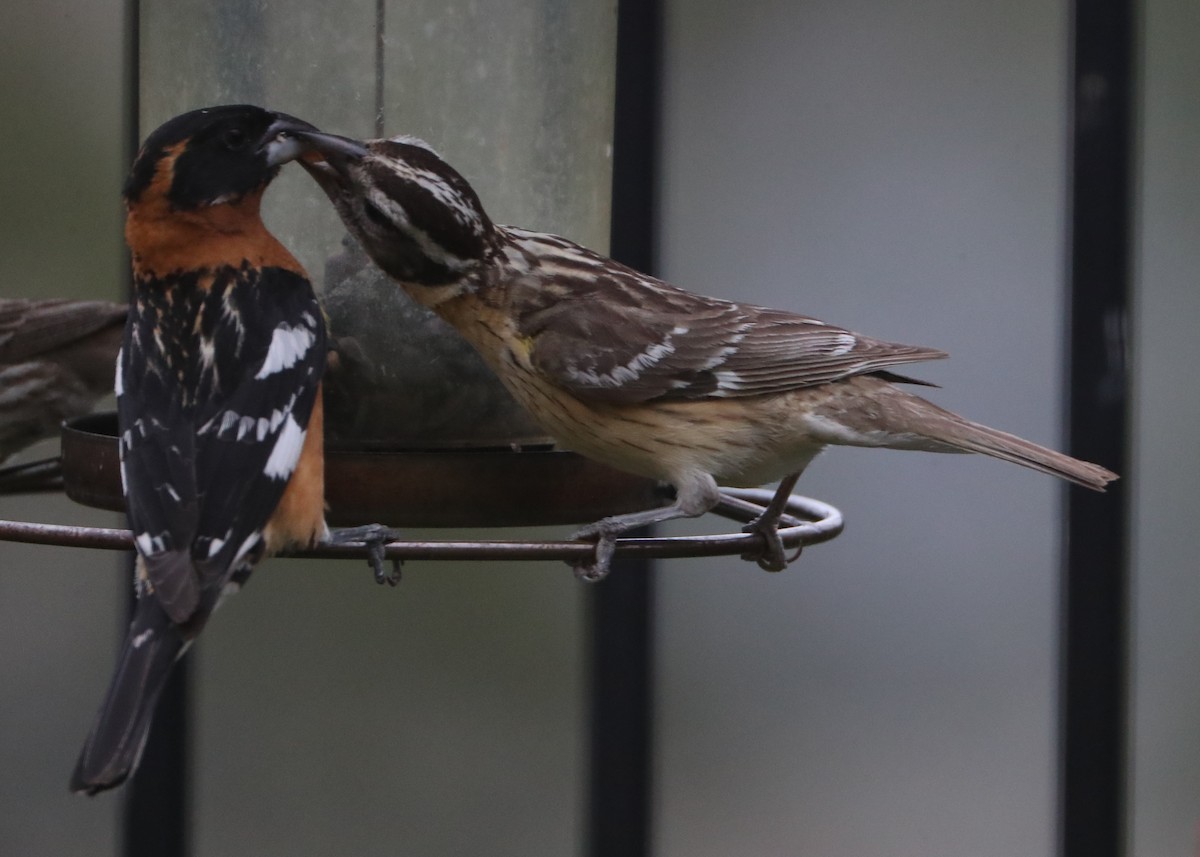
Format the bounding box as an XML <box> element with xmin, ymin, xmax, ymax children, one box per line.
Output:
<box><xmin>509</xmin><ymin>238</ymin><xmax>946</xmax><ymax>404</ymax></box>
<box><xmin>0</xmin><ymin>298</ymin><xmax>127</xmax><ymax>363</ymax></box>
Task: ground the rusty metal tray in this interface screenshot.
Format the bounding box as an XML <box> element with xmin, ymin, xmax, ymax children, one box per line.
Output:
<box><xmin>61</xmin><ymin>412</ymin><xmax>666</xmax><ymax>528</ymax></box>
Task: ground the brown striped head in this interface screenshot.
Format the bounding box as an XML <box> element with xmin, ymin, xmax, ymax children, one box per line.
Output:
<box><xmin>284</xmin><ymin>130</ymin><xmax>497</xmax><ymax>287</ymax></box>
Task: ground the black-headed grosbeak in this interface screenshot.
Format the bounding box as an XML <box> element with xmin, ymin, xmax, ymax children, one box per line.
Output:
<box><xmin>71</xmin><ymin>105</ymin><xmax>343</xmax><ymax>795</ymax></box>
<box><xmin>0</xmin><ymin>297</ymin><xmax>126</xmax><ymax>462</ymax></box>
<box><xmin>282</xmin><ymin>129</ymin><xmax>1117</xmax><ymax>579</ymax></box>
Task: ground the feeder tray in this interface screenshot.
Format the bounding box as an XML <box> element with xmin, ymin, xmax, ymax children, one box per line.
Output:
<box><xmin>61</xmin><ymin>413</ymin><xmax>666</xmax><ymax>528</ymax></box>
<box><xmin>0</xmin><ymin>414</ymin><xmax>845</xmax><ymax>567</ymax></box>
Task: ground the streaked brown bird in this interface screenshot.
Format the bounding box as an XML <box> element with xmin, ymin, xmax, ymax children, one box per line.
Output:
<box><xmin>0</xmin><ymin>297</ymin><xmax>126</xmax><ymax>462</ymax></box>
<box><xmin>284</xmin><ymin>128</ymin><xmax>1117</xmax><ymax>579</ymax></box>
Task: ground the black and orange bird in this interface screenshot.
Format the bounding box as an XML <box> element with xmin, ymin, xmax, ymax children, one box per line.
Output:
<box><xmin>0</xmin><ymin>297</ymin><xmax>126</xmax><ymax>462</ymax></box>
<box><xmin>70</xmin><ymin>105</ymin><xmax>392</xmax><ymax>796</ymax></box>
<box><xmin>283</xmin><ymin>129</ymin><xmax>1117</xmax><ymax>579</ymax></box>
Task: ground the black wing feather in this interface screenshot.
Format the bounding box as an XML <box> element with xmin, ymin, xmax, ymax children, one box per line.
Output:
<box><xmin>191</xmin><ymin>267</ymin><xmax>325</xmax><ymax>574</ymax></box>
<box><xmin>119</xmin><ymin>265</ymin><xmax>324</xmax><ymax>621</ymax></box>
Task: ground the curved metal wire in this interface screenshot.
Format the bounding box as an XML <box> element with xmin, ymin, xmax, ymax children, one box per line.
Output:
<box><xmin>0</xmin><ymin>488</ymin><xmax>842</xmax><ymax>565</ymax></box>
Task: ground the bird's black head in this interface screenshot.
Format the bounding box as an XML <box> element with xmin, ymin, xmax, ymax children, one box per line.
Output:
<box><xmin>124</xmin><ymin>105</ymin><xmax>315</xmax><ymax>210</ymax></box>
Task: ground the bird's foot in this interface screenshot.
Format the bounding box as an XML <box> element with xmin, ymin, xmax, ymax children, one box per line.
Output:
<box><xmin>327</xmin><ymin>524</ymin><xmax>404</xmax><ymax>586</ymax></box>
<box><xmin>741</xmin><ymin>514</ymin><xmax>802</xmax><ymax>572</ymax></box>
<box><xmin>569</xmin><ymin>519</ymin><xmax>623</xmax><ymax>582</ymax></box>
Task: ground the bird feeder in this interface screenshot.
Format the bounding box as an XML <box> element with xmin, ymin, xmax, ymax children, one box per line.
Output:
<box><xmin>0</xmin><ymin>8</ymin><xmax>845</xmax><ymax>853</ymax></box>
<box><xmin>122</xmin><ymin>0</ymin><xmax>656</xmax><ymax>527</ymax></box>
<box><xmin>9</xmin><ymin>0</ymin><xmax>844</xmax><ymax>558</ymax></box>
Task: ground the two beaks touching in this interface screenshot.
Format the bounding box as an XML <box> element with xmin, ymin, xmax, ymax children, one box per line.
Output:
<box><xmin>70</xmin><ymin>104</ymin><xmax>1117</xmax><ymax>797</ymax></box>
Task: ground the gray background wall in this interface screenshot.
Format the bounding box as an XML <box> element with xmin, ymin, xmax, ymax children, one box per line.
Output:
<box><xmin>1</xmin><ymin>0</ymin><xmax>1196</xmax><ymax>855</ymax></box>
<box><xmin>655</xmin><ymin>2</ymin><xmax>1067</xmax><ymax>854</ymax></box>
<box><xmin>1130</xmin><ymin>0</ymin><xmax>1200</xmax><ymax>853</ymax></box>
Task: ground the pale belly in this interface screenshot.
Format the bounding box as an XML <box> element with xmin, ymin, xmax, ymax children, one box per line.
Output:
<box><xmin>501</xmin><ymin>366</ymin><xmax>825</xmax><ymax>488</ymax></box>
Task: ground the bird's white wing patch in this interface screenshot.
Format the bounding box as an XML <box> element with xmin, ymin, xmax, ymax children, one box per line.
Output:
<box><xmin>114</xmin><ymin>347</ymin><xmax>124</xmax><ymax>396</ymax></box>
<box><xmin>255</xmin><ymin>323</ymin><xmax>316</xmax><ymax>379</ymax></box>
<box><xmin>263</xmin><ymin>415</ymin><xmax>306</xmax><ymax>479</ymax></box>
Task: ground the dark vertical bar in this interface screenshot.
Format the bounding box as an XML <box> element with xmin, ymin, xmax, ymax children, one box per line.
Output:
<box><xmin>121</xmin><ymin>2</ymin><xmax>191</xmax><ymax>855</ymax></box>
<box><xmin>122</xmin><ymin>0</ymin><xmax>140</xmax><ymax>235</ymax></box>
<box><xmin>122</xmin><ymin>636</ymin><xmax>191</xmax><ymax>857</ymax></box>
<box><xmin>586</xmin><ymin>2</ymin><xmax>662</xmax><ymax>857</ymax></box>
<box><xmin>1060</xmin><ymin>0</ymin><xmax>1133</xmax><ymax>854</ymax></box>
<box><xmin>374</xmin><ymin>0</ymin><xmax>385</xmax><ymax>136</ymax></box>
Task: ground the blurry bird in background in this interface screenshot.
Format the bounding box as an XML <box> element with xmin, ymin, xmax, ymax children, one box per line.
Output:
<box><xmin>71</xmin><ymin>105</ymin><xmax>394</xmax><ymax>796</ymax></box>
<box><xmin>0</xmin><ymin>297</ymin><xmax>125</xmax><ymax>465</ymax></box>
<box><xmin>279</xmin><ymin>127</ymin><xmax>1117</xmax><ymax>580</ymax></box>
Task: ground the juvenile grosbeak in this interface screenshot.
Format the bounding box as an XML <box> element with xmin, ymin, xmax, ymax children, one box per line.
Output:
<box><xmin>283</xmin><ymin>129</ymin><xmax>1117</xmax><ymax>579</ymax></box>
<box><xmin>0</xmin><ymin>297</ymin><xmax>126</xmax><ymax>462</ymax></box>
<box><xmin>70</xmin><ymin>105</ymin><xmax>391</xmax><ymax>796</ymax></box>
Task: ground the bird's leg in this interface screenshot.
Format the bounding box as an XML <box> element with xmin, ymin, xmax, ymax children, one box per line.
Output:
<box><xmin>570</xmin><ymin>474</ymin><xmax>720</xmax><ymax>582</ymax></box>
<box><xmin>325</xmin><ymin>524</ymin><xmax>404</xmax><ymax>586</ymax></box>
<box><xmin>741</xmin><ymin>472</ymin><xmax>802</xmax><ymax>571</ymax></box>
<box><xmin>570</xmin><ymin>507</ymin><xmax>667</xmax><ymax>583</ymax></box>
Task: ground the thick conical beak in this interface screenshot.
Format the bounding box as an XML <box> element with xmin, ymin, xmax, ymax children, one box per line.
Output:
<box><xmin>285</xmin><ymin>130</ymin><xmax>372</xmax><ymax>200</ymax></box>
<box><xmin>258</xmin><ymin>113</ymin><xmax>323</xmax><ymax>167</ymax></box>
<box><xmin>289</xmin><ymin>130</ymin><xmax>372</xmax><ymax>163</ymax></box>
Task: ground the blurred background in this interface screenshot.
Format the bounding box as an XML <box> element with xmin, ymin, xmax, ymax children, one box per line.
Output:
<box><xmin>0</xmin><ymin>0</ymin><xmax>1195</xmax><ymax>855</ymax></box>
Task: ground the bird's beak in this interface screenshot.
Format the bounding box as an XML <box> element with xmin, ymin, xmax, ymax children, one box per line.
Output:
<box><xmin>258</xmin><ymin>113</ymin><xmax>322</xmax><ymax>168</ymax></box>
<box><xmin>281</xmin><ymin>130</ymin><xmax>371</xmax><ymax>200</ymax></box>
<box><xmin>288</xmin><ymin>130</ymin><xmax>372</xmax><ymax>165</ymax></box>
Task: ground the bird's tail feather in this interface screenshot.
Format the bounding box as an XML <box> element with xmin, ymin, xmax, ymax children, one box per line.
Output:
<box><xmin>926</xmin><ymin>415</ymin><xmax>1117</xmax><ymax>490</ymax></box>
<box><xmin>892</xmin><ymin>388</ymin><xmax>1118</xmax><ymax>491</ymax></box>
<box><xmin>70</xmin><ymin>598</ymin><xmax>185</xmax><ymax>796</ymax></box>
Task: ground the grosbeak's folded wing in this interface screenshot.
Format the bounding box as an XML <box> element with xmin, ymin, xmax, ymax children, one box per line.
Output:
<box><xmin>117</xmin><ymin>339</ymin><xmax>202</xmax><ymax>624</ymax></box>
<box><xmin>191</xmin><ymin>267</ymin><xmax>325</xmax><ymax>575</ymax></box>
<box><xmin>511</xmin><ymin>260</ymin><xmax>947</xmax><ymax>405</ymax></box>
<box><xmin>0</xmin><ymin>298</ymin><xmax>126</xmax><ymax>363</ymax></box>
<box><xmin>118</xmin><ymin>266</ymin><xmax>324</xmax><ymax>624</ymax></box>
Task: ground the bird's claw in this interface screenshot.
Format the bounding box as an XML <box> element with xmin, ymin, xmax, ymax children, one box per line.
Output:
<box><xmin>741</xmin><ymin>515</ymin><xmax>802</xmax><ymax>572</ymax></box>
<box><xmin>368</xmin><ymin>541</ymin><xmax>403</xmax><ymax>587</ymax></box>
<box><xmin>569</xmin><ymin>520</ymin><xmax>619</xmax><ymax>582</ymax></box>
<box><xmin>327</xmin><ymin>524</ymin><xmax>403</xmax><ymax>586</ymax></box>
<box><xmin>572</xmin><ymin>536</ymin><xmax>615</xmax><ymax>582</ymax></box>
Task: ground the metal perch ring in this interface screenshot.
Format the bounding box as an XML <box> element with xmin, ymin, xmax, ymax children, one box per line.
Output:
<box><xmin>0</xmin><ymin>488</ymin><xmax>843</xmax><ymax>566</ymax></box>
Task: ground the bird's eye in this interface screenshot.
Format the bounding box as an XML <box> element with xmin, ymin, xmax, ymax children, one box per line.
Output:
<box><xmin>363</xmin><ymin>199</ymin><xmax>392</xmax><ymax>226</ymax></box>
<box><xmin>221</xmin><ymin>128</ymin><xmax>249</xmax><ymax>150</ymax></box>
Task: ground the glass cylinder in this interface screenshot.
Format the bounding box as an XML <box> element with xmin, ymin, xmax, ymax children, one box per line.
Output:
<box><xmin>138</xmin><ymin>0</ymin><xmax>617</xmax><ymax>447</ymax></box>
